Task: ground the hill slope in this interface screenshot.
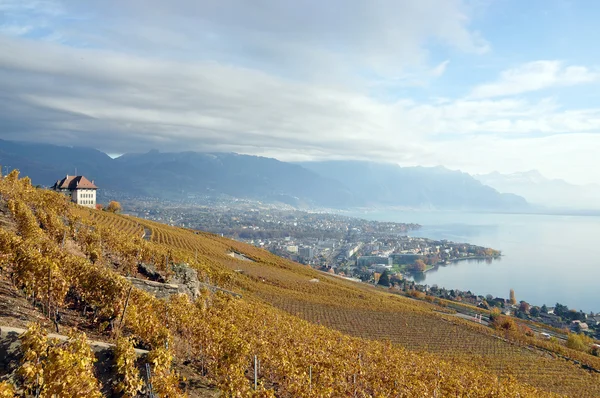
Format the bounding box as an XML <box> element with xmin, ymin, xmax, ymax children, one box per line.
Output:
<box><xmin>0</xmin><ymin>171</ymin><xmax>597</xmax><ymax>396</ymax></box>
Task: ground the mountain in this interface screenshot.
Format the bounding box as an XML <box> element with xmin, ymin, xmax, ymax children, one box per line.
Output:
<box><xmin>114</xmin><ymin>150</ymin><xmax>356</xmax><ymax>207</ymax></box>
<box><xmin>0</xmin><ymin>139</ymin><xmax>528</xmax><ymax>210</ymax></box>
<box><xmin>475</xmin><ymin>170</ymin><xmax>600</xmax><ymax>210</ymax></box>
<box><xmin>0</xmin><ymin>139</ymin><xmax>115</xmax><ymax>185</ymax></box>
<box><xmin>0</xmin><ymin>140</ymin><xmax>354</xmax><ymax>207</ymax></box>
<box><xmin>298</xmin><ymin>161</ymin><xmax>528</xmax><ymax>211</ymax></box>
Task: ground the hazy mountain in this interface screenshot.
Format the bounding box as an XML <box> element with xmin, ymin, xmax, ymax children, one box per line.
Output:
<box><xmin>114</xmin><ymin>150</ymin><xmax>356</xmax><ymax>207</ymax></box>
<box><xmin>0</xmin><ymin>140</ymin><xmax>528</xmax><ymax>210</ymax></box>
<box><xmin>0</xmin><ymin>141</ymin><xmax>354</xmax><ymax>207</ymax></box>
<box><xmin>298</xmin><ymin>161</ymin><xmax>528</xmax><ymax>211</ymax></box>
<box><xmin>475</xmin><ymin>170</ymin><xmax>600</xmax><ymax>210</ymax></box>
<box><xmin>0</xmin><ymin>139</ymin><xmax>119</xmax><ymax>187</ymax></box>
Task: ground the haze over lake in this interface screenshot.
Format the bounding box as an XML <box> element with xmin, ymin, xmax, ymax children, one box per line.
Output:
<box><xmin>348</xmin><ymin>210</ymin><xmax>600</xmax><ymax>313</ymax></box>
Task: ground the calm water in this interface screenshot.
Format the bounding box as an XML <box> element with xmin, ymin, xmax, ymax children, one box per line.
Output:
<box><xmin>347</xmin><ymin>210</ymin><xmax>600</xmax><ymax>313</ymax></box>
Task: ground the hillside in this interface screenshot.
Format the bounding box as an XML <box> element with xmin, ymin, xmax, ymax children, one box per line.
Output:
<box><xmin>0</xmin><ymin>172</ymin><xmax>598</xmax><ymax>396</ymax></box>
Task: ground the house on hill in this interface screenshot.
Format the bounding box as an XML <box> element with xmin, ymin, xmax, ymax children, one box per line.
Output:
<box><xmin>52</xmin><ymin>175</ymin><xmax>97</xmax><ymax>208</ymax></box>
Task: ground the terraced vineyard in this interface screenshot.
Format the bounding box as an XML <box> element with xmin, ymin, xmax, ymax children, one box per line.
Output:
<box><xmin>73</xmin><ymin>207</ymin><xmax>145</xmax><ymax>238</ymax></box>
<box><xmin>74</xmin><ymin>208</ymin><xmax>600</xmax><ymax>397</ymax></box>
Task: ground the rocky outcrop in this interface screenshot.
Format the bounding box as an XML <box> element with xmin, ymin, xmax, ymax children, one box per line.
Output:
<box><xmin>131</xmin><ymin>262</ymin><xmax>200</xmax><ymax>300</ymax></box>
<box><xmin>137</xmin><ymin>262</ymin><xmax>166</xmax><ymax>283</ymax></box>
<box><xmin>170</xmin><ymin>263</ymin><xmax>201</xmax><ymax>300</ymax></box>
<box><xmin>126</xmin><ymin>277</ymin><xmax>182</xmax><ymax>300</ymax></box>
<box><xmin>131</xmin><ymin>262</ymin><xmax>241</xmax><ymax>300</ymax></box>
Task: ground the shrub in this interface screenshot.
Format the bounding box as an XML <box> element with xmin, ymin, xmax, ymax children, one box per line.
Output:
<box><xmin>519</xmin><ymin>325</ymin><xmax>535</xmax><ymax>337</ymax></box>
<box><xmin>566</xmin><ymin>333</ymin><xmax>593</xmax><ymax>352</ymax></box>
<box><xmin>106</xmin><ymin>201</ymin><xmax>122</xmax><ymax>213</ymax></box>
<box><xmin>492</xmin><ymin>315</ymin><xmax>517</xmax><ymax>332</ymax></box>
<box><xmin>408</xmin><ymin>290</ymin><xmax>425</xmax><ymax>299</ymax></box>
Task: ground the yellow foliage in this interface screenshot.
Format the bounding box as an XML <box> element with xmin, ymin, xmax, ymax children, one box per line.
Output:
<box><xmin>106</xmin><ymin>200</ymin><xmax>122</xmax><ymax>213</ymax></box>
<box><xmin>0</xmin><ymin>381</ymin><xmax>15</xmax><ymax>397</ymax></box>
<box><xmin>114</xmin><ymin>336</ymin><xmax>143</xmax><ymax>397</ymax></box>
<box><xmin>147</xmin><ymin>346</ymin><xmax>185</xmax><ymax>397</ymax></box>
<box><xmin>566</xmin><ymin>333</ymin><xmax>593</xmax><ymax>352</ymax></box>
<box><xmin>19</xmin><ymin>324</ymin><xmax>101</xmax><ymax>397</ymax></box>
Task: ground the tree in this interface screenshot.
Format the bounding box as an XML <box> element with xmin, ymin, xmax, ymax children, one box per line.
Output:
<box><xmin>555</xmin><ymin>303</ymin><xmax>569</xmax><ymax>317</ymax></box>
<box><xmin>390</xmin><ymin>274</ymin><xmax>403</xmax><ymax>286</ymax></box>
<box><xmin>95</xmin><ymin>204</ymin><xmax>104</xmax><ymax>211</ymax></box>
<box><xmin>530</xmin><ymin>306</ymin><xmax>540</xmax><ymax>317</ymax></box>
<box><xmin>518</xmin><ymin>301</ymin><xmax>530</xmax><ymax>314</ymax></box>
<box><xmin>106</xmin><ymin>201</ymin><xmax>122</xmax><ymax>213</ymax></box>
<box><xmin>541</xmin><ymin>304</ymin><xmax>548</xmax><ymax>314</ymax></box>
<box><xmin>509</xmin><ymin>289</ymin><xmax>516</xmax><ymax>305</ymax></box>
<box><xmin>378</xmin><ymin>270</ymin><xmax>390</xmax><ymax>287</ymax></box>
<box><xmin>411</xmin><ymin>259</ymin><xmax>427</xmax><ymax>273</ymax></box>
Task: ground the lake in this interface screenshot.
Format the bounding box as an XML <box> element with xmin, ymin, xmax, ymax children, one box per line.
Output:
<box><xmin>346</xmin><ymin>210</ymin><xmax>600</xmax><ymax>313</ymax></box>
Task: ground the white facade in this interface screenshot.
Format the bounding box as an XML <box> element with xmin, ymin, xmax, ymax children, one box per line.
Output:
<box><xmin>73</xmin><ymin>188</ymin><xmax>97</xmax><ymax>208</ymax></box>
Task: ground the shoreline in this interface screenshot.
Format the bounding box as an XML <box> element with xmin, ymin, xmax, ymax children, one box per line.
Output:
<box><xmin>419</xmin><ymin>255</ymin><xmax>501</xmax><ymax>273</ymax></box>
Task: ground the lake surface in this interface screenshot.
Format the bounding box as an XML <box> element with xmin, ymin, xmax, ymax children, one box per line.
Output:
<box><xmin>346</xmin><ymin>210</ymin><xmax>600</xmax><ymax>313</ymax></box>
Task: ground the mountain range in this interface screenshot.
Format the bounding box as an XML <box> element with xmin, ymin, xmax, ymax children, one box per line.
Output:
<box><xmin>0</xmin><ymin>139</ymin><xmax>528</xmax><ymax>211</ymax></box>
<box><xmin>475</xmin><ymin>171</ymin><xmax>600</xmax><ymax>210</ymax></box>
<box><xmin>298</xmin><ymin>161</ymin><xmax>527</xmax><ymax>210</ymax></box>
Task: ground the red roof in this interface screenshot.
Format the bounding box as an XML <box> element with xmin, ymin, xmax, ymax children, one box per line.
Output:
<box><xmin>52</xmin><ymin>175</ymin><xmax>98</xmax><ymax>190</ymax></box>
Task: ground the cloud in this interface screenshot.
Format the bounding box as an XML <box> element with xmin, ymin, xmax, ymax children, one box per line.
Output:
<box><xmin>2</xmin><ymin>1</ymin><xmax>600</xmax><ymax>185</ymax></box>
<box><xmin>469</xmin><ymin>61</ymin><xmax>600</xmax><ymax>99</ymax></box>
<box><xmin>2</xmin><ymin>0</ymin><xmax>487</xmax><ymax>82</ymax></box>
<box><xmin>2</xmin><ymin>35</ymin><xmax>600</xmax><ymax>173</ymax></box>
<box><xmin>431</xmin><ymin>60</ymin><xmax>450</xmax><ymax>77</ymax></box>
<box><xmin>427</xmin><ymin>132</ymin><xmax>600</xmax><ymax>186</ymax></box>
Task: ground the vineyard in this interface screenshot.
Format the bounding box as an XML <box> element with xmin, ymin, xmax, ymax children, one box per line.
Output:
<box><xmin>0</xmin><ymin>172</ymin><xmax>598</xmax><ymax>396</ymax></box>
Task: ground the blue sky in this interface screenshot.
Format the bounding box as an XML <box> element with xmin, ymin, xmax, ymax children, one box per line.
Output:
<box><xmin>1</xmin><ymin>0</ymin><xmax>600</xmax><ymax>184</ymax></box>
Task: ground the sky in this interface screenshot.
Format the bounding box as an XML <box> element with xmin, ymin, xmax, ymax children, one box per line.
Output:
<box><xmin>1</xmin><ymin>0</ymin><xmax>600</xmax><ymax>184</ymax></box>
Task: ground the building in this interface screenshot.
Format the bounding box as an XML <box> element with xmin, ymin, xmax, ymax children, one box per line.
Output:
<box><xmin>370</xmin><ymin>264</ymin><xmax>393</xmax><ymax>273</ymax></box>
<box><xmin>571</xmin><ymin>320</ymin><xmax>589</xmax><ymax>331</ymax></box>
<box><xmin>286</xmin><ymin>245</ymin><xmax>299</xmax><ymax>254</ymax></box>
<box><xmin>357</xmin><ymin>256</ymin><xmax>392</xmax><ymax>267</ymax></box>
<box><xmin>346</xmin><ymin>243</ymin><xmax>362</xmax><ymax>259</ymax></box>
<box><xmin>298</xmin><ymin>247</ymin><xmax>314</xmax><ymax>259</ymax></box>
<box><xmin>52</xmin><ymin>175</ymin><xmax>98</xmax><ymax>208</ymax></box>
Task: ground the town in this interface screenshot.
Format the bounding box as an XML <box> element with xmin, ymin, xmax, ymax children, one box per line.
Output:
<box><xmin>123</xmin><ymin>200</ymin><xmax>500</xmax><ymax>281</ymax></box>
<box><xmin>397</xmin><ymin>280</ymin><xmax>600</xmax><ymax>341</ymax></box>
